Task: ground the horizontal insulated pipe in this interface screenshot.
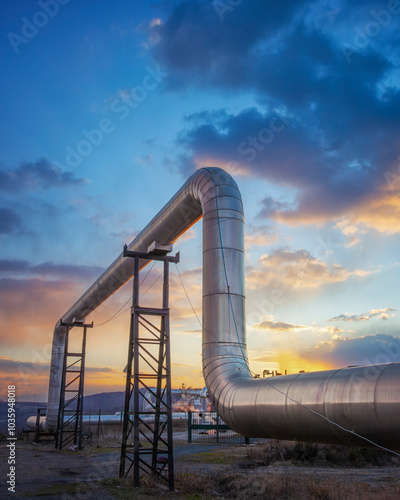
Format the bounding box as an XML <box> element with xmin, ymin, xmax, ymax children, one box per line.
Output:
<box><xmin>44</xmin><ymin>167</ymin><xmax>400</xmax><ymax>451</ymax></box>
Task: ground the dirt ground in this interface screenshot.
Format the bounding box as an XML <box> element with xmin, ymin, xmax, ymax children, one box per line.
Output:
<box><xmin>1</xmin><ymin>435</ymin><xmax>399</xmax><ymax>499</ymax></box>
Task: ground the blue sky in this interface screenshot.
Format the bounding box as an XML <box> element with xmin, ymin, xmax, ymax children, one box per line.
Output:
<box><xmin>1</xmin><ymin>0</ymin><xmax>400</xmax><ymax>400</ymax></box>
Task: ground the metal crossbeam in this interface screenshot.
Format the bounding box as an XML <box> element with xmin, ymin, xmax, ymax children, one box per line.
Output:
<box><xmin>119</xmin><ymin>246</ymin><xmax>178</xmax><ymax>491</ymax></box>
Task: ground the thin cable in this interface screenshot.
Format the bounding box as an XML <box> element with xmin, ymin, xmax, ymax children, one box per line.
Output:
<box><xmin>139</xmin><ymin>260</ymin><xmax>158</xmax><ymax>287</ymax></box>
<box><xmin>175</xmin><ymin>262</ymin><xmax>250</xmax><ymax>373</ymax></box>
<box><xmin>94</xmin><ymin>261</ymin><xmax>157</xmax><ymax>327</ymax></box>
<box><xmin>94</xmin><ymin>295</ymin><xmax>133</xmax><ymax>327</ymax></box>
<box><xmin>106</xmin><ymin>268</ymin><xmax>164</xmax><ymax>322</ymax></box>
<box><xmin>264</xmin><ymin>377</ymin><xmax>400</xmax><ymax>458</ymax></box>
<box><xmin>175</xmin><ymin>263</ymin><xmax>202</xmax><ymax>327</ymax></box>
<box><xmin>139</xmin><ymin>271</ymin><xmax>163</xmax><ymax>300</ymax></box>
<box><xmin>214</xmin><ymin>186</ymin><xmax>247</xmax><ymax>358</ymax></box>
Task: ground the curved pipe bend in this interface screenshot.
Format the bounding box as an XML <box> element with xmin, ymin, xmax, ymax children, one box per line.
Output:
<box><xmin>44</xmin><ymin>167</ymin><xmax>400</xmax><ymax>451</ymax></box>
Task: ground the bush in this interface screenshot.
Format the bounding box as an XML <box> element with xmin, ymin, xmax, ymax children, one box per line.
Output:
<box><xmin>246</xmin><ymin>440</ymin><xmax>399</xmax><ymax>468</ymax></box>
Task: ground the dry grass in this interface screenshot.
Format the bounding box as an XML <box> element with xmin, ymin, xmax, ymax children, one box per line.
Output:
<box><xmin>217</xmin><ymin>472</ymin><xmax>399</xmax><ymax>500</ymax></box>
<box><xmin>173</xmin><ymin>441</ymin><xmax>400</xmax><ymax>499</ymax></box>
<box><xmin>246</xmin><ymin>440</ymin><xmax>399</xmax><ymax>467</ymax></box>
<box><xmin>174</xmin><ymin>469</ymin><xmax>400</xmax><ymax>500</ymax></box>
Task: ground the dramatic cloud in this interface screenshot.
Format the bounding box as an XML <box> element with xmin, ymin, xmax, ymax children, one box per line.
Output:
<box><xmin>150</xmin><ymin>1</ymin><xmax>400</xmax><ymax>232</ymax></box>
<box><xmin>0</xmin><ymin>208</ymin><xmax>22</xmax><ymax>235</ymax></box>
<box><xmin>268</xmin><ymin>183</ymin><xmax>400</xmax><ymax>234</ymax></box>
<box><xmin>342</xmin><ymin>185</ymin><xmax>400</xmax><ymax>234</ymax></box>
<box><xmin>151</xmin><ymin>0</ymin><xmax>309</xmax><ymax>89</ymax></box>
<box><xmin>177</xmin><ymin>104</ymin><xmax>400</xmax><ymax>232</ymax></box>
<box><xmin>0</xmin><ymin>158</ymin><xmax>87</xmax><ymax>193</ymax></box>
<box><xmin>303</xmin><ymin>334</ymin><xmax>400</xmax><ymax>367</ymax></box>
<box><xmin>329</xmin><ymin>307</ymin><xmax>396</xmax><ymax>322</ymax></box>
<box><xmin>247</xmin><ymin>247</ymin><xmax>370</xmax><ymax>290</ymax></box>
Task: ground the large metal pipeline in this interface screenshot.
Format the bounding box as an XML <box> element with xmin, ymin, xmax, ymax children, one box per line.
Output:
<box><xmin>43</xmin><ymin>167</ymin><xmax>400</xmax><ymax>450</ymax></box>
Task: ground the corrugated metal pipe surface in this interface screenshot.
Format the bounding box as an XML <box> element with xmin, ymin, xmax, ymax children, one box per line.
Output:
<box><xmin>44</xmin><ymin>167</ymin><xmax>400</xmax><ymax>451</ymax></box>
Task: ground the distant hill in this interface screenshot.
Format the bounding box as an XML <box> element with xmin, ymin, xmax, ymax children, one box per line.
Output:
<box><xmin>83</xmin><ymin>391</ymin><xmax>125</xmax><ymax>414</ymax></box>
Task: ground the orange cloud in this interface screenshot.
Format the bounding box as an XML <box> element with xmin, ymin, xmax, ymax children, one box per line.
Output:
<box><xmin>246</xmin><ymin>248</ymin><xmax>370</xmax><ymax>291</ymax></box>
<box><xmin>0</xmin><ymin>277</ymin><xmax>86</xmax><ymax>350</ymax></box>
<box><xmin>271</xmin><ymin>183</ymin><xmax>400</xmax><ymax>235</ymax></box>
<box><xmin>245</xmin><ymin>225</ymin><xmax>278</xmax><ymax>249</ymax></box>
<box><xmin>350</xmin><ymin>186</ymin><xmax>400</xmax><ymax>234</ymax></box>
<box><xmin>329</xmin><ymin>307</ymin><xmax>396</xmax><ymax>323</ymax></box>
<box><xmin>254</xmin><ymin>319</ymin><xmax>306</xmax><ymax>332</ymax></box>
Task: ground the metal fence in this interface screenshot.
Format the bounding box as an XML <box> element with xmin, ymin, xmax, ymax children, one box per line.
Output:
<box><xmin>187</xmin><ymin>411</ymin><xmax>249</xmax><ymax>444</ymax></box>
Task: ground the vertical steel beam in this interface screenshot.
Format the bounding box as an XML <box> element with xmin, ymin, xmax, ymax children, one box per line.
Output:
<box><xmin>75</xmin><ymin>326</ymin><xmax>87</xmax><ymax>450</ymax></box>
<box><xmin>56</xmin><ymin>325</ymin><xmax>69</xmax><ymax>449</ymax></box>
<box><xmin>132</xmin><ymin>255</ymin><xmax>140</xmax><ymax>488</ymax></box>
<box><xmin>119</xmin><ymin>247</ymin><xmax>178</xmax><ymax>491</ymax></box>
<box><xmin>119</xmin><ymin>257</ymin><xmax>138</xmax><ymax>478</ymax></box>
<box><xmin>163</xmin><ymin>259</ymin><xmax>174</xmax><ymax>490</ymax></box>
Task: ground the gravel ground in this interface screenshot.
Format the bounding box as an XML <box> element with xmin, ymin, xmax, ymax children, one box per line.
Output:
<box><xmin>0</xmin><ymin>436</ymin><xmax>228</xmax><ymax>499</ymax></box>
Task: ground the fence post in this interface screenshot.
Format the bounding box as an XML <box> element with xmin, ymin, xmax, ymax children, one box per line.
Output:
<box><xmin>216</xmin><ymin>413</ymin><xmax>219</xmax><ymax>443</ymax></box>
<box><xmin>188</xmin><ymin>411</ymin><xmax>192</xmax><ymax>443</ymax></box>
<box><xmin>97</xmin><ymin>409</ymin><xmax>101</xmax><ymax>438</ymax></box>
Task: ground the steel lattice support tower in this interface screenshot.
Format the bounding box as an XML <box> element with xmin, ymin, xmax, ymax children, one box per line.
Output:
<box><xmin>119</xmin><ymin>244</ymin><xmax>179</xmax><ymax>491</ymax></box>
<box><xmin>56</xmin><ymin>320</ymin><xmax>93</xmax><ymax>450</ymax></box>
